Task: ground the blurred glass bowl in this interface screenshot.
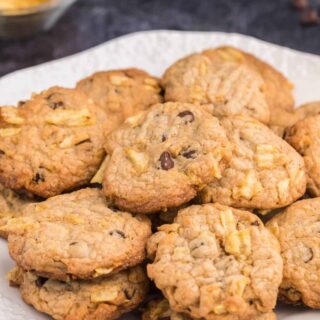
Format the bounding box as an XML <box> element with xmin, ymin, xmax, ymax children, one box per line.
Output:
<box><xmin>0</xmin><ymin>0</ymin><xmax>78</xmax><ymax>38</ymax></box>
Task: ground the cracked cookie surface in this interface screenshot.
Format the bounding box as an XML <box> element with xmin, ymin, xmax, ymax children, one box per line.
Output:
<box><xmin>147</xmin><ymin>203</ymin><xmax>282</xmax><ymax>319</ymax></box>
<box><xmin>8</xmin><ymin>265</ymin><xmax>149</xmax><ymax>320</ymax></box>
<box><xmin>76</xmin><ymin>68</ymin><xmax>162</xmax><ymax>129</ymax></box>
<box><xmin>285</xmin><ymin>115</ymin><xmax>320</xmax><ymax>196</ymax></box>
<box><xmin>4</xmin><ymin>188</ymin><xmax>151</xmax><ymax>281</ymax></box>
<box><xmin>202</xmin><ymin>46</ymin><xmax>295</xmax><ymax>136</ymax></box>
<box><xmin>162</xmin><ymin>49</ymin><xmax>270</xmax><ymax>124</ymax></box>
<box><xmin>267</xmin><ymin>198</ymin><xmax>320</xmax><ymax>308</ymax></box>
<box><xmin>199</xmin><ymin>116</ymin><xmax>306</xmax><ymax>210</ymax></box>
<box><xmin>103</xmin><ymin>102</ymin><xmax>231</xmax><ymax>213</ymax></box>
<box><xmin>0</xmin><ymin>87</ymin><xmax>108</xmax><ymax>198</ymax></box>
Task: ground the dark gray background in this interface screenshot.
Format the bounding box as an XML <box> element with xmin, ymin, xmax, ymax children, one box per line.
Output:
<box><xmin>0</xmin><ymin>0</ymin><xmax>319</xmax><ymax>77</ymax></box>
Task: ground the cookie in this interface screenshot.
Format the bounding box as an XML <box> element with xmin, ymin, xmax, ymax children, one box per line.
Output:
<box><xmin>162</xmin><ymin>51</ymin><xmax>270</xmax><ymax>124</ymax></box>
<box><xmin>199</xmin><ymin>116</ymin><xmax>306</xmax><ymax>210</ymax></box>
<box><xmin>0</xmin><ymin>86</ymin><xmax>108</xmax><ymax>198</ymax></box>
<box><xmin>3</xmin><ymin>188</ymin><xmax>151</xmax><ymax>281</ymax></box>
<box><xmin>142</xmin><ymin>298</ymin><xmax>276</xmax><ymax>320</ymax></box>
<box><xmin>267</xmin><ymin>198</ymin><xmax>320</xmax><ymax>308</ymax></box>
<box><xmin>147</xmin><ymin>203</ymin><xmax>282</xmax><ymax>319</ymax></box>
<box><xmin>0</xmin><ymin>183</ymin><xmax>36</xmax><ymax>239</ymax></box>
<box><xmin>285</xmin><ymin>115</ymin><xmax>320</xmax><ymax>196</ymax></box>
<box><xmin>103</xmin><ymin>102</ymin><xmax>231</xmax><ymax>213</ymax></box>
<box><xmin>295</xmin><ymin>101</ymin><xmax>320</xmax><ymax>120</ymax></box>
<box><xmin>8</xmin><ymin>265</ymin><xmax>149</xmax><ymax>320</ymax></box>
<box><xmin>76</xmin><ymin>68</ymin><xmax>162</xmax><ymax>129</ymax></box>
<box><xmin>203</xmin><ymin>46</ymin><xmax>295</xmax><ymax>136</ymax></box>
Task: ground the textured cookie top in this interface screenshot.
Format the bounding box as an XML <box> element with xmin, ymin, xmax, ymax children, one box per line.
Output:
<box><xmin>204</xmin><ymin>46</ymin><xmax>294</xmax><ymax>112</ymax></box>
<box><xmin>162</xmin><ymin>50</ymin><xmax>270</xmax><ymax>124</ymax></box>
<box><xmin>76</xmin><ymin>68</ymin><xmax>162</xmax><ymax>129</ymax></box>
<box><xmin>141</xmin><ymin>298</ymin><xmax>276</xmax><ymax>320</ymax></box>
<box><xmin>0</xmin><ymin>183</ymin><xmax>36</xmax><ymax>239</ymax></box>
<box><xmin>4</xmin><ymin>188</ymin><xmax>151</xmax><ymax>280</ymax></box>
<box><xmin>147</xmin><ymin>203</ymin><xmax>282</xmax><ymax>319</ymax></box>
<box><xmin>295</xmin><ymin>101</ymin><xmax>320</xmax><ymax>121</ymax></box>
<box><xmin>285</xmin><ymin>115</ymin><xmax>320</xmax><ymax>196</ymax></box>
<box><xmin>266</xmin><ymin>198</ymin><xmax>320</xmax><ymax>308</ymax></box>
<box><xmin>8</xmin><ymin>265</ymin><xmax>149</xmax><ymax>320</ymax></box>
<box><xmin>0</xmin><ymin>86</ymin><xmax>108</xmax><ymax>198</ymax></box>
<box><xmin>103</xmin><ymin>102</ymin><xmax>231</xmax><ymax>213</ymax></box>
<box><xmin>199</xmin><ymin>116</ymin><xmax>306</xmax><ymax>210</ymax></box>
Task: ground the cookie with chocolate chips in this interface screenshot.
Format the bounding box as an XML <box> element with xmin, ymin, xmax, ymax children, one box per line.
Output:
<box><xmin>103</xmin><ymin>102</ymin><xmax>231</xmax><ymax>213</ymax></box>
<box><xmin>147</xmin><ymin>203</ymin><xmax>282</xmax><ymax>319</ymax></box>
<box><xmin>161</xmin><ymin>49</ymin><xmax>270</xmax><ymax>124</ymax></box>
<box><xmin>267</xmin><ymin>198</ymin><xmax>320</xmax><ymax>308</ymax></box>
<box><xmin>0</xmin><ymin>86</ymin><xmax>108</xmax><ymax>198</ymax></box>
<box><xmin>198</xmin><ymin>115</ymin><xmax>306</xmax><ymax>210</ymax></box>
<box><xmin>3</xmin><ymin>188</ymin><xmax>151</xmax><ymax>281</ymax></box>
<box><xmin>8</xmin><ymin>265</ymin><xmax>149</xmax><ymax>320</ymax></box>
<box><xmin>76</xmin><ymin>68</ymin><xmax>162</xmax><ymax>130</ymax></box>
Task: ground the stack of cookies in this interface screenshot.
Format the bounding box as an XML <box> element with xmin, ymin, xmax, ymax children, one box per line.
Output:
<box><xmin>0</xmin><ymin>46</ymin><xmax>320</xmax><ymax>320</ymax></box>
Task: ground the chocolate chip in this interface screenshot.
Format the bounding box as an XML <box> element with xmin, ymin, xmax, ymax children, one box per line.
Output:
<box><xmin>0</xmin><ymin>150</ymin><xmax>5</xmax><ymax>156</ymax></box>
<box><xmin>251</xmin><ymin>221</ymin><xmax>260</xmax><ymax>226</ymax></box>
<box><xmin>159</xmin><ymin>151</ymin><xmax>174</xmax><ymax>170</ymax></box>
<box><xmin>69</xmin><ymin>242</ymin><xmax>78</xmax><ymax>246</ymax></box>
<box><xmin>124</xmin><ymin>288</ymin><xmax>136</xmax><ymax>300</ymax></box>
<box><xmin>35</xmin><ymin>277</ymin><xmax>47</xmax><ymax>288</ymax></box>
<box><xmin>49</xmin><ymin>101</ymin><xmax>65</xmax><ymax>110</ymax></box>
<box><xmin>87</xmin><ymin>182</ymin><xmax>102</xmax><ymax>189</ymax></box>
<box><xmin>300</xmin><ymin>8</ymin><xmax>320</xmax><ymax>26</ymax></box>
<box><xmin>292</xmin><ymin>0</ymin><xmax>309</xmax><ymax>10</ymax></box>
<box><xmin>177</xmin><ymin>111</ymin><xmax>195</xmax><ymax>123</ymax></box>
<box><xmin>181</xmin><ymin>150</ymin><xmax>196</xmax><ymax>159</ymax></box>
<box><xmin>109</xmin><ymin>230</ymin><xmax>126</xmax><ymax>238</ymax></box>
<box><xmin>161</xmin><ymin>134</ymin><xmax>167</xmax><ymax>142</ymax></box>
<box><xmin>33</xmin><ymin>172</ymin><xmax>44</xmax><ymax>184</ymax></box>
<box><xmin>18</xmin><ymin>100</ymin><xmax>26</xmax><ymax>107</ymax></box>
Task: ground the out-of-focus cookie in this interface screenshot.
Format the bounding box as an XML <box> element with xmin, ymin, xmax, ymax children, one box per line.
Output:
<box><xmin>199</xmin><ymin>116</ymin><xmax>306</xmax><ymax>210</ymax></box>
<box><xmin>267</xmin><ymin>198</ymin><xmax>320</xmax><ymax>308</ymax></box>
<box><xmin>0</xmin><ymin>87</ymin><xmax>108</xmax><ymax>198</ymax></box>
<box><xmin>203</xmin><ymin>46</ymin><xmax>295</xmax><ymax>136</ymax></box>
<box><xmin>295</xmin><ymin>101</ymin><xmax>320</xmax><ymax>120</ymax></box>
<box><xmin>162</xmin><ymin>51</ymin><xmax>270</xmax><ymax>124</ymax></box>
<box><xmin>76</xmin><ymin>68</ymin><xmax>162</xmax><ymax>129</ymax></box>
<box><xmin>142</xmin><ymin>298</ymin><xmax>276</xmax><ymax>320</ymax></box>
<box><xmin>285</xmin><ymin>115</ymin><xmax>320</xmax><ymax>196</ymax></box>
<box><xmin>147</xmin><ymin>203</ymin><xmax>282</xmax><ymax>319</ymax></box>
<box><xmin>4</xmin><ymin>188</ymin><xmax>151</xmax><ymax>281</ymax></box>
<box><xmin>103</xmin><ymin>102</ymin><xmax>231</xmax><ymax>213</ymax></box>
<box><xmin>8</xmin><ymin>265</ymin><xmax>149</xmax><ymax>320</ymax></box>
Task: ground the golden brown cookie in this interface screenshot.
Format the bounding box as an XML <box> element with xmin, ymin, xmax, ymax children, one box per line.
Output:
<box><xmin>285</xmin><ymin>114</ymin><xmax>320</xmax><ymax>196</ymax></box>
<box><xmin>76</xmin><ymin>68</ymin><xmax>162</xmax><ymax>129</ymax></box>
<box><xmin>0</xmin><ymin>87</ymin><xmax>108</xmax><ymax>198</ymax></box>
<box><xmin>147</xmin><ymin>203</ymin><xmax>282</xmax><ymax>319</ymax></box>
<box><xmin>199</xmin><ymin>116</ymin><xmax>306</xmax><ymax>210</ymax></box>
<box><xmin>162</xmin><ymin>51</ymin><xmax>270</xmax><ymax>124</ymax></box>
<box><xmin>295</xmin><ymin>101</ymin><xmax>320</xmax><ymax>120</ymax></box>
<box><xmin>267</xmin><ymin>198</ymin><xmax>320</xmax><ymax>308</ymax></box>
<box><xmin>103</xmin><ymin>102</ymin><xmax>230</xmax><ymax>213</ymax></box>
<box><xmin>8</xmin><ymin>265</ymin><xmax>149</xmax><ymax>320</ymax></box>
<box><xmin>4</xmin><ymin>188</ymin><xmax>151</xmax><ymax>281</ymax></box>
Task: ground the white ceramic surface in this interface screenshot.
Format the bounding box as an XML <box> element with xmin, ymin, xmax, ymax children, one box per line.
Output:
<box><xmin>0</xmin><ymin>30</ymin><xmax>319</xmax><ymax>320</ymax></box>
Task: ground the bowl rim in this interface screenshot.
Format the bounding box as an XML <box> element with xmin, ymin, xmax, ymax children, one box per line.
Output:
<box><xmin>0</xmin><ymin>0</ymin><xmax>75</xmax><ymax>16</ymax></box>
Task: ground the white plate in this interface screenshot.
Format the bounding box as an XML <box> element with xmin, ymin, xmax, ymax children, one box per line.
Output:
<box><xmin>0</xmin><ymin>30</ymin><xmax>320</xmax><ymax>320</ymax></box>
